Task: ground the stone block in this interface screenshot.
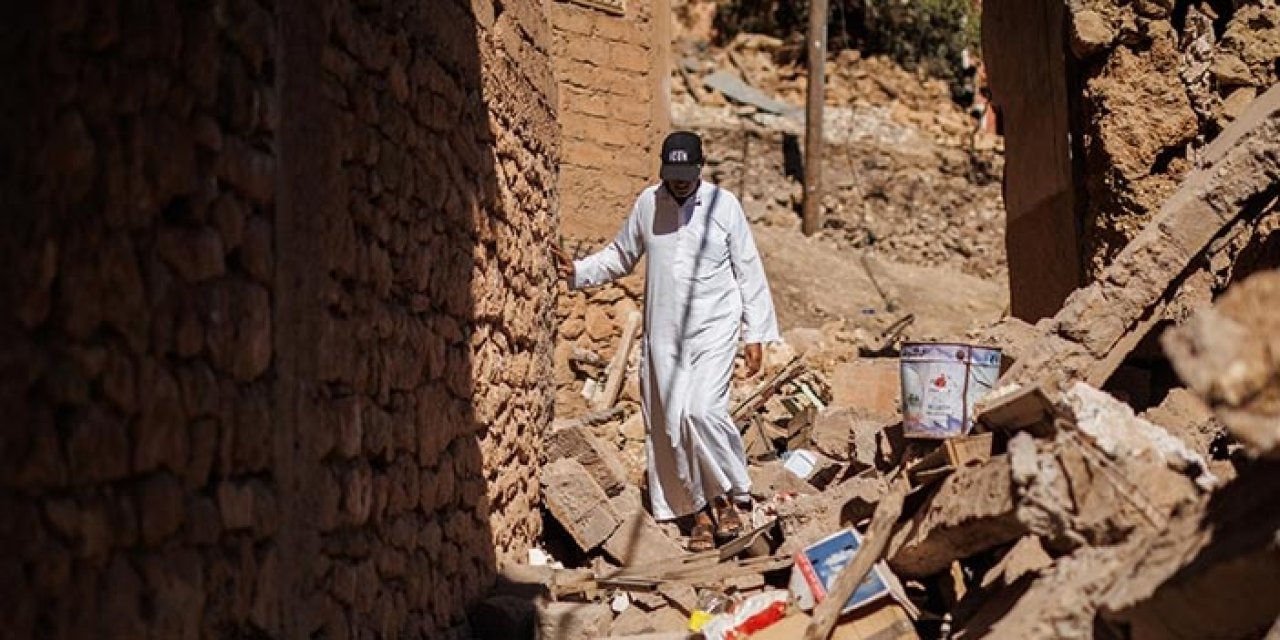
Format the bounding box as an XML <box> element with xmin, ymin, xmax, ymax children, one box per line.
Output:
<box><xmin>887</xmin><ymin>454</ymin><xmax>1024</xmax><ymax>577</ymax></box>
<box><xmin>156</xmin><ymin>225</ymin><xmax>225</xmax><ymax>283</ymax></box>
<box><xmin>544</xmin><ymin>424</ymin><xmax>629</xmax><ymax>497</ymax></box>
<box><xmin>217</xmin><ymin>481</ymin><xmax>255</xmax><ymax>531</ymax></box>
<box><xmin>535</xmin><ymin>601</ymin><xmax>612</xmax><ymax>640</ymax></box>
<box><xmin>602</xmin><ymin>508</ymin><xmax>684</xmax><ymax>567</ymax></box>
<box><xmin>830</xmin><ymin>359</ymin><xmax>901</xmax><ymax>417</ymax></box>
<box><xmin>140</xmin><ymin>473</ymin><xmax>185</xmax><ymax>545</ymax></box>
<box><xmin>204</xmin><ymin>279</ymin><xmax>272</xmax><ymax>382</ymax></box>
<box><xmin>541</xmin><ymin>458</ymin><xmax>621</xmax><ymax>552</ymax></box>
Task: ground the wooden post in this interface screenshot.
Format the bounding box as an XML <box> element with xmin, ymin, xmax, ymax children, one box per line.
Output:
<box><xmin>804</xmin><ymin>476</ymin><xmax>909</xmax><ymax>640</ymax></box>
<box><xmin>802</xmin><ymin>0</ymin><xmax>829</xmax><ymax>236</ymax></box>
<box><xmin>592</xmin><ymin>311</ymin><xmax>642</xmax><ymax>411</ymax></box>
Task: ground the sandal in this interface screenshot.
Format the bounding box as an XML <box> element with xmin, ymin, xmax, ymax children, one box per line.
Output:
<box><xmin>712</xmin><ymin>495</ymin><xmax>745</xmax><ymax>539</ymax></box>
<box><xmin>688</xmin><ymin>522</ymin><xmax>716</xmax><ymax>552</ymax></box>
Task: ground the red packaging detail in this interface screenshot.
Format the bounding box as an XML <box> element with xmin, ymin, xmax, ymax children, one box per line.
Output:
<box><xmin>727</xmin><ymin>601</ymin><xmax>788</xmax><ymax>639</ymax></box>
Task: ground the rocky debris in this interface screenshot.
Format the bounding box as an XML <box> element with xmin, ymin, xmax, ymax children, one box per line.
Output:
<box><xmin>541</xmin><ymin>458</ymin><xmax>622</xmax><ymax>552</ymax></box>
<box><xmin>886</xmin><ymin>455</ymin><xmax>1024</xmax><ymax>578</ymax></box>
<box><xmin>1163</xmin><ymin>270</ymin><xmax>1280</xmax><ymax>458</ymax></box>
<box><xmin>668</xmin><ymin>34</ymin><xmax>1007</xmax><ymax>287</ymax></box>
<box><xmin>1001</xmin><ymin>83</ymin><xmax>1280</xmax><ymax>393</ymax></box>
<box><xmin>519</xmin><ymin>13</ymin><xmax>1280</xmax><ymax>639</ymax></box>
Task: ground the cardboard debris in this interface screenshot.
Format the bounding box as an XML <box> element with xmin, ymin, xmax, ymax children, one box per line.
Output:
<box><xmin>753</xmin><ymin>604</ymin><xmax>918</xmax><ymax>640</ymax></box>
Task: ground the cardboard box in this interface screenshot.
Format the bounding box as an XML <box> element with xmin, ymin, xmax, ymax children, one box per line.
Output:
<box><xmin>789</xmin><ymin>528</ymin><xmax>892</xmax><ymax>615</ymax></box>
<box><xmin>751</xmin><ymin>603</ymin><xmax>918</xmax><ymax>640</ymax></box>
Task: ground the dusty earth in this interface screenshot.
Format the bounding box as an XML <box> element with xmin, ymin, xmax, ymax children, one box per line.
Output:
<box><xmin>671</xmin><ymin>35</ymin><xmax>1009</xmax><ymax>341</ymax></box>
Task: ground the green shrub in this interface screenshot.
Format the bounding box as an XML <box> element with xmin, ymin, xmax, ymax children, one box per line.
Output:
<box><xmin>713</xmin><ymin>0</ymin><xmax>981</xmax><ymax>91</ymax></box>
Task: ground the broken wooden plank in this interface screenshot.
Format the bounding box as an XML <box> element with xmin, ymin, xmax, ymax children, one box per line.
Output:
<box><xmin>805</xmin><ymin>476</ymin><xmax>910</xmax><ymax>640</ymax></box>
<box><xmin>733</xmin><ymin>355</ymin><xmax>806</xmax><ymax>424</ymax></box>
<box><xmin>593</xmin><ymin>310</ymin><xmax>642</xmax><ymax>412</ymax></box>
<box><xmin>977</xmin><ymin>384</ymin><xmax>1055</xmax><ymax>434</ymax></box>
<box><xmin>945</xmin><ymin>433</ymin><xmax>994</xmax><ymax>468</ymax></box>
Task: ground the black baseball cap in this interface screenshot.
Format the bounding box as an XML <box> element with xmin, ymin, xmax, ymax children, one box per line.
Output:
<box><xmin>660</xmin><ymin>131</ymin><xmax>704</xmax><ymax>181</ymax></box>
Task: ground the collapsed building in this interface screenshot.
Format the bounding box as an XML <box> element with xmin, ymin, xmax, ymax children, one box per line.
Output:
<box><xmin>0</xmin><ymin>0</ymin><xmax>669</xmax><ymax>637</ymax></box>
<box><xmin>0</xmin><ymin>0</ymin><xmax>1277</xmax><ymax>639</ymax></box>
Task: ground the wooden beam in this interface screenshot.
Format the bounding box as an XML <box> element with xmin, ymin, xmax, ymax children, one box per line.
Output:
<box><xmin>802</xmin><ymin>0</ymin><xmax>828</xmax><ymax>236</ymax></box>
<box><xmin>804</xmin><ymin>476</ymin><xmax>909</xmax><ymax>640</ymax></box>
<box><xmin>592</xmin><ymin>311</ymin><xmax>642</xmax><ymax>412</ymax></box>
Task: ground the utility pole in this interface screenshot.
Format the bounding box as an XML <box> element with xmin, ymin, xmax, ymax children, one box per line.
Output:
<box><xmin>802</xmin><ymin>0</ymin><xmax>828</xmax><ymax>236</ymax></box>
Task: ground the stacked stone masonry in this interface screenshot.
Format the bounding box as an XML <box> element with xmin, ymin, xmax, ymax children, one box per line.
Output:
<box><xmin>551</xmin><ymin>0</ymin><xmax>669</xmax><ymax>241</ymax></box>
<box><xmin>985</xmin><ymin>0</ymin><xmax>1280</xmax><ymax>319</ymax></box>
<box><xmin>0</xmin><ymin>0</ymin><xmax>558</xmax><ymax>638</ymax></box>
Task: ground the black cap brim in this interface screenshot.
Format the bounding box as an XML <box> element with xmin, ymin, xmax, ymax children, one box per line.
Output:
<box><xmin>660</xmin><ymin>163</ymin><xmax>701</xmax><ymax>181</ymax></box>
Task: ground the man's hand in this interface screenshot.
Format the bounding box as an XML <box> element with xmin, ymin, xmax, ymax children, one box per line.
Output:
<box><xmin>744</xmin><ymin>343</ymin><xmax>763</xmax><ymax>378</ymax></box>
<box><xmin>550</xmin><ymin>242</ymin><xmax>575</xmax><ymax>281</ymax></box>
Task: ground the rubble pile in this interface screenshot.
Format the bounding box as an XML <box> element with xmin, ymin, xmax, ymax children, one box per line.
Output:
<box><xmin>480</xmin><ymin>83</ymin><xmax>1280</xmax><ymax>640</ymax></box>
<box><xmin>670</xmin><ymin>34</ymin><xmax>1008</xmax><ymax>283</ymax></box>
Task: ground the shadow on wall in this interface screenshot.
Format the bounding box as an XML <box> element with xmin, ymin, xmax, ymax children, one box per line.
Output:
<box><xmin>0</xmin><ymin>0</ymin><xmax>556</xmax><ymax>637</ymax></box>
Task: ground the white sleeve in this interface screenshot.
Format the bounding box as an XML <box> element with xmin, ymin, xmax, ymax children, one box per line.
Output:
<box><xmin>572</xmin><ymin>196</ymin><xmax>646</xmax><ymax>289</ymax></box>
<box><xmin>727</xmin><ymin>199</ymin><xmax>780</xmax><ymax>343</ymax></box>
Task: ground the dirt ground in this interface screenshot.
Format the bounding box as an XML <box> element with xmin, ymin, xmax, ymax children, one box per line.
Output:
<box><xmin>672</xmin><ymin>36</ymin><xmax>1009</xmax><ymax>341</ymax></box>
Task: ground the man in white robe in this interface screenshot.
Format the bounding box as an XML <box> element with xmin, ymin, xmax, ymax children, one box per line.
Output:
<box><xmin>552</xmin><ymin>132</ymin><xmax>779</xmax><ymax>544</ymax></box>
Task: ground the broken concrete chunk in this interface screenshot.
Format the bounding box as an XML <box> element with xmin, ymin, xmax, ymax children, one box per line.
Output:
<box><xmin>1099</xmin><ymin>461</ymin><xmax>1280</xmax><ymax>639</ymax></box>
<box><xmin>829</xmin><ymin>359</ymin><xmax>901</xmax><ymax>418</ymax></box>
<box><xmin>602</xmin><ymin>508</ymin><xmax>685</xmax><ymax>567</ymax></box>
<box><xmin>535</xmin><ymin>601</ymin><xmax>612</xmax><ymax>640</ymax></box>
<box><xmin>954</xmin><ymin>542</ymin><xmax>1137</xmax><ymax>640</ymax></box>
<box><xmin>979</xmin><ymin>535</ymin><xmax>1053</xmax><ymax>590</ymax></box>
<box><xmin>887</xmin><ymin>454</ymin><xmax>1025</xmax><ymax>578</ymax></box>
<box><xmin>1063</xmin><ymin>382</ymin><xmax>1217</xmax><ymax>490</ymax></box>
<box><xmin>609</xmin><ymin>603</ymin><xmax>689</xmax><ymax>636</ymax></box>
<box><xmin>808</xmin><ymin>407</ymin><xmax>889</xmax><ymax>472</ymax></box>
<box><xmin>541</xmin><ymin>458</ymin><xmax>621</xmax><ymax>552</ymax></box>
<box><xmin>1163</xmin><ymin>270</ymin><xmax>1280</xmax><ymax>458</ymax></box>
<box><xmin>748</xmin><ymin>460</ymin><xmax>820</xmax><ymax>499</ymax></box>
<box><xmin>545</xmin><ymin>424</ymin><xmax>631</xmax><ymax>497</ymax></box>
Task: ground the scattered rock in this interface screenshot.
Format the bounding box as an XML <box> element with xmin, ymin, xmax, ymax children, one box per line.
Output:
<box><xmin>1070</xmin><ymin>10</ymin><xmax>1115</xmax><ymax>59</ymax></box>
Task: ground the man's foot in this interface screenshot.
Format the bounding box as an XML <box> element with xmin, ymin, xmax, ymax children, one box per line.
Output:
<box><xmin>688</xmin><ymin>510</ymin><xmax>716</xmax><ymax>551</ymax></box>
<box><xmin>712</xmin><ymin>495</ymin><xmax>744</xmax><ymax>539</ymax></box>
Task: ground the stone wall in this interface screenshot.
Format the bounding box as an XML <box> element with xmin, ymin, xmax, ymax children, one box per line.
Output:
<box><xmin>551</xmin><ymin>0</ymin><xmax>672</xmax><ymax>241</ymax></box>
<box><xmin>0</xmin><ymin>0</ymin><xmax>558</xmax><ymax>637</ymax></box>
<box><xmin>986</xmin><ymin>0</ymin><xmax>1280</xmax><ymax>321</ymax></box>
<box><xmin>1068</xmin><ymin>1</ymin><xmax>1279</xmax><ymax>280</ymax></box>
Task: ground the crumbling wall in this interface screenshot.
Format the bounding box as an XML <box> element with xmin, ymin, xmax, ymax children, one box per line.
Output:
<box><xmin>986</xmin><ymin>0</ymin><xmax>1280</xmax><ymax>317</ymax></box>
<box><xmin>1069</xmin><ymin>1</ymin><xmax>1280</xmax><ymax>279</ymax></box>
<box><xmin>551</xmin><ymin>0</ymin><xmax>671</xmax><ymax>240</ymax></box>
<box><xmin>0</xmin><ymin>0</ymin><xmax>558</xmax><ymax>637</ymax></box>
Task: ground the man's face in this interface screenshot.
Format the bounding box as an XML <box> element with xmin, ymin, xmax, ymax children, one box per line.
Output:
<box><xmin>665</xmin><ymin>177</ymin><xmax>699</xmax><ymax>199</ymax></box>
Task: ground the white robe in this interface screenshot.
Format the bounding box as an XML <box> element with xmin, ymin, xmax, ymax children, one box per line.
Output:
<box><xmin>573</xmin><ymin>181</ymin><xmax>780</xmax><ymax>520</ymax></box>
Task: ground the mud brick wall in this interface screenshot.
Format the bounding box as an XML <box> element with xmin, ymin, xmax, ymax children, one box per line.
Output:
<box><xmin>553</xmin><ymin>277</ymin><xmax>646</xmax><ymax>418</ymax></box>
<box><xmin>0</xmin><ymin>0</ymin><xmax>558</xmax><ymax>637</ymax></box>
<box><xmin>551</xmin><ymin>0</ymin><xmax>672</xmax><ymax>241</ymax></box>
<box><xmin>987</xmin><ymin>0</ymin><xmax>1280</xmax><ymax>320</ymax></box>
<box><xmin>1069</xmin><ymin>1</ymin><xmax>1280</xmax><ymax>279</ymax></box>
